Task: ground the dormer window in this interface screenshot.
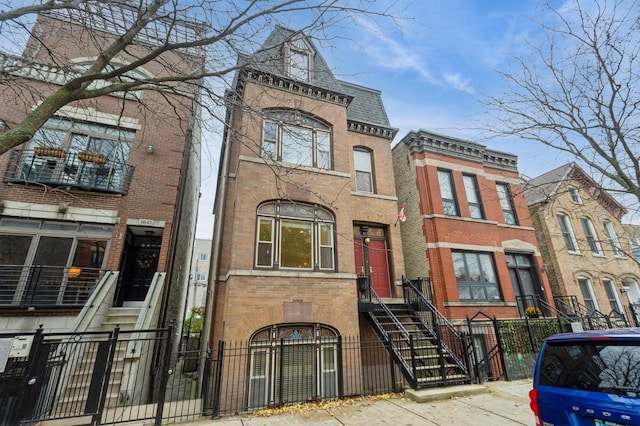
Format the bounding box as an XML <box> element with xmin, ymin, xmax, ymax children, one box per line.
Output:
<box><xmin>285</xmin><ymin>38</ymin><xmax>314</xmax><ymax>82</ymax></box>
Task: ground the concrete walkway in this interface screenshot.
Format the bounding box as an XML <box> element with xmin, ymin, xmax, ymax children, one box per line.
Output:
<box><xmin>181</xmin><ymin>379</ymin><xmax>535</xmax><ymax>426</ymax></box>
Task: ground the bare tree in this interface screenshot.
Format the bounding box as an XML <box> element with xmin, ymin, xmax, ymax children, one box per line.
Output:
<box><xmin>485</xmin><ymin>0</ymin><xmax>640</xmax><ymax>203</ymax></box>
<box><xmin>0</xmin><ymin>0</ymin><xmax>402</xmax><ymax>155</ymax></box>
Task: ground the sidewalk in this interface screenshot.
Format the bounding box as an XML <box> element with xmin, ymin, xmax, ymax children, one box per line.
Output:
<box><xmin>182</xmin><ymin>379</ymin><xmax>534</xmax><ymax>426</ymax></box>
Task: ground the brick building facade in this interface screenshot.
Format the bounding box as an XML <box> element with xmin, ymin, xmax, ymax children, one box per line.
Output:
<box><xmin>392</xmin><ymin>130</ymin><xmax>552</xmax><ymax>320</ymax></box>
<box><xmin>208</xmin><ymin>26</ymin><xmax>403</xmax><ymax>405</ymax></box>
<box><xmin>524</xmin><ymin>163</ymin><xmax>640</xmax><ymax>322</ymax></box>
<box><xmin>0</xmin><ymin>7</ymin><xmax>201</xmax><ymax>332</ymax></box>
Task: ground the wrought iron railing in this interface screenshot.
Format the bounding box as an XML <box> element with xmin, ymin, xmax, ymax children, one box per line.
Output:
<box><xmin>3</xmin><ymin>148</ymin><xmax>135</xmax><ymax>194</ymax></box>
<box><xmin>0</xmin><ymin>264</ymin><xmax>105</xmax><ymax>309</ymax></box>
<box><xmin>553</xmin><ymin>296</ymin><xmax>628</xmax><ymax>330</ymax></box>
<box><xmin>401</xmin><ymin>277</ymin><xmax>469</xmax><ymax>377</ymax></box>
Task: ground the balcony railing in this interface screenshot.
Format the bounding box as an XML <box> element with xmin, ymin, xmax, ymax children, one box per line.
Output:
<box><xmin>3</xmin><ymin>149</ymin><xmax>135</xmax><ymax>194</ymax></box>
<box><xmin>0</xmin><ymin>264</ymin><xmax>105</xmax><ymax>309</ymax></box>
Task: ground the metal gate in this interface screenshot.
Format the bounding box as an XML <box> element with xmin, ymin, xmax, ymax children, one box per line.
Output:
<box><xmin>0</xmin><ymin>324</ymin><xmax>176</xmax><ymax>425</ymax></box>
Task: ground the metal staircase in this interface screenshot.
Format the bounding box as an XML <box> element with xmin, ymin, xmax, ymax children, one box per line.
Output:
<box><xmin>360</xmin><ymin>277</ymin><xmax>471</xmax><ymax>389</ymax></box>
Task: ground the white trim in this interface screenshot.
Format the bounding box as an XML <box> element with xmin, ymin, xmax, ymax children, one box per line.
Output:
<box><xmin>54</xmin><ymin>105</ymin><xmax>141</xmax><ymax>129</ymax></box>
<box><xmin>1</xmin><ymin>200</ymin><xmax>119</xmax><ymax>224</ymax></box>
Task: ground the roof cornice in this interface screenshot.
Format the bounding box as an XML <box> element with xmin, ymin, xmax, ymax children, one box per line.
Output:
<box><xmin>347</xmin><ymin>120</ymin><xmax>398</xmax><ymax>140</ymax></box>
<box><xmin>240</xmin><ymin>68</ymin><xmax>354</xmax><ymax>107</ymax></box>
<box><xmin>401</xmin><ymin>130</ymin><xmax>518</xmax><ymax>172</ymax></box>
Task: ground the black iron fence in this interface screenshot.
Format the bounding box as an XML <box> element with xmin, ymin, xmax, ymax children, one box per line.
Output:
<box><xmin>0</xmin><ymin>265</ymin><xmax>104</xmax><ymax>309</ymax></box>
<box><xmin>204</xmin><ymin>335</ymin><xmax>404</xmax><ymax>418</ymax></box>
<box><xmin>0</xmin><ymin>324</ymin><xmax>207</xmax><ymax>426</ymax></box>
<box><xmin>1</xmin><ymin>310</ymin><xmax>633</xmax><ymax>424</ymax></box>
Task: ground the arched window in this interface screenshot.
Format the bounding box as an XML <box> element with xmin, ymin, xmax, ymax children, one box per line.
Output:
<box><xmin>248</xmin><ymin>323</ymin><xmax>338</xmax><ymax>409</ymax></box>
<box><xmin>261</xmin><ymin>110</ymin><xmax>331</xmax><ymax>169</ymax></box>
<box><xmin>255</xmin><ymin>201</ymin><xmax>335</xmax><ymax>271</ymax></box>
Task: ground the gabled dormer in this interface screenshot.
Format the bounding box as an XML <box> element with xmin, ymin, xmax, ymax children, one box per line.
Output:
<box><xmin>283</xmin><ymin>36</ymin><xmax>315</xmax><ymax>83</ymax></box>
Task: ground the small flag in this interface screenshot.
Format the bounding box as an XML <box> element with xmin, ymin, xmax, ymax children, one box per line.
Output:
<box><xmin>397</xmin><ymin>203</ymin><xmax>406</xmax><ymax>223</ymax></box>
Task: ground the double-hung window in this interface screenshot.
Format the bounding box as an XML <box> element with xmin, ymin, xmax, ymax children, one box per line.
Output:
<box><xmin>354</xmin><ymin>148</ymin><xmax>374</xmax><ymax>193</ymax></box>
<box><xmin>255</xmin><ymin>201</ymin><xmax>335</xmax><ymax>271</ymax></box>
<box><xmin>463</xmin><ymin>174</ymin><xmax>484</xmax><ymax>219</ymax></box>
<box><xmin>452</xmin><ymin>251</ymin><xmax>501</xmax><ymax>301</ymax></box>
<box><xmin>438</xmin><ymin>169</ymin><xmax>459</xmax><ymax>216</ymax></box>
<box><xmin>603</xmin><ymin>221</ymin><xmax>624</xmax><ymax>257</ymax></box>
<box><xmin>496</xmin><ymin>182</ymin><xmax>517</xmax><ymax>225</ymax></box>
<box><xmin>578</xmin><ymin>277</ymin><xmax>597</xmax><ymax>312</ymax></box>
<box><xmin>602</xmin><ymin>279</ymin><xmax>622</xmax><ymax>313</ymax></box>
<box><xmin>580</xmin><ymin>217</ymin><xmax>603</xmax><ymax>255</ymax></box>
<box><xmin>569</xmin><ymin>186</ymin><xmax>582</xmax><ymax>204</ymax></box>
<box><xmin>262</xmin><ymin>111</ymin><xmax>331</xmax><ymax>169</ymax></box>
<box><xmin>557</xmin><ymin>213</ymin><xmax>579</xmax><ymax>252</ymax></box>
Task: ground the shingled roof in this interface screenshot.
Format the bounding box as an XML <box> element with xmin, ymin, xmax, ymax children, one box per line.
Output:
<box><xmin>238</xmin><ymin>26</ymin><xmax>394</xmax><ymax>134</ymax></box>
<box><xmin>523</xmin><ymin>162</ymin><xmax>627</xmax><ymax>219</ymax></box>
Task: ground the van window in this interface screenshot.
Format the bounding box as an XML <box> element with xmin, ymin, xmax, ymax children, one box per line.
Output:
<box><xmin>539</xmin><ymin>341</ymin><xmax>640</xmax><ymax>396</ymax></box>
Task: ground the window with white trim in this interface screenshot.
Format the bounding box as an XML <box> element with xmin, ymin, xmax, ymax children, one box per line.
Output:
<box><xmin>261</xmin><ymin>111</ymin><xmax>331</xmax><ymax>169</ymax></box>
<box><xmin>284</xmin><ymin>38</ymin><xmax>314</xmax><ymax>82</ymax></box>
<box><xmin>496</xmin><ymin>182</ymin><xmax>518</xmax><ymax>225</ymax></box>
<box><xmin>569</xmin><ymin>186</ymin><xmax>582</xmax><ymax>204</ymax></box>
<box><xmin>603</xmin><ymin>221</ymin><xmax>624</xmax><ymax>257</ymax></box>
<box><xmin>578</xmin><ymin>277</ymin><xmax>598</xmax><ymax>312</ymax></box>
<box><xmin>354</xmin><ymin>148</ymin><xmax>374</xmax><ymax>193</ymax></box>
<box><xmin>438</xmin><ymin>169</ymin><xmax>459</xmax><ymax>216</ymax></box>
<box><xmin>255</xmin><ymin>201</ymin><xmax>334</xmax><ymax>271</ymax></box>
<box><xmin>602</xmin><ymin>279</ymin><xmax>622</xmax><ymax>313</ymax></box>
<box><xmin>580</xmin><ymin>217</ymin><xmax>603</xmax><ymax>255</ymax></box>
<box><xmin>557</xmin><ymin>214</ymin><xmax>579</xmax><ymax>252</ymax></box>
<box><xmin>196</xmin><ymin>253</ymin><xmax>209</xmax><ymax>261</ymax></box>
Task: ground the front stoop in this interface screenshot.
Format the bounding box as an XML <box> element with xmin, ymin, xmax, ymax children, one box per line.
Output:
<box><xmin>405</xmin><ymin>384</ymin><xmax>488</xmax><ymax>403</ymax></box>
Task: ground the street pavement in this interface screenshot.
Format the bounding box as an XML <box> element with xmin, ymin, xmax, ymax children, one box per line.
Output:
<box><xmin>182</xmin><ymin>379</ymin><xmax>535</xmax><ymax>426</ymax></box>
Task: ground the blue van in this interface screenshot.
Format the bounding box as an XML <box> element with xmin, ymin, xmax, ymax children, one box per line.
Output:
<box><xmin>530</xmin><ymin>328</ymin><xmax>640</xmax><ymax>426</ymax></box>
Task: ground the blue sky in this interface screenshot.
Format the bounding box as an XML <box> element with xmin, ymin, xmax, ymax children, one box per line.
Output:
<box><xmin>197</xmin><ymin>0</ymin><xmax>581</xmax><ymax>237</ymax></box>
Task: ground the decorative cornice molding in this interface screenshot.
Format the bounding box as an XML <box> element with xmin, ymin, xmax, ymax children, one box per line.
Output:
<box><xmin>243</xmin><ymin>69</ymin><xmax>354</xmax><ymax>107</ymax></box>
<box><xmin>402</xmin><ymin>131</ymin><xmax>518</xmax><ymax>172</ymax></box>
<box><xmin>347</xmin><ymin>120</ymin><xmax>397</xmax><ymax>140</ymax></box>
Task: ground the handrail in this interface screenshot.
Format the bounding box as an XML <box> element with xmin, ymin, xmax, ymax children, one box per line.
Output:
<box><xmin>554</xmin><ymin>296</ymin><xmax>612</xmax><ymax>329</ymax></box>
<box><xmin>402</xmin><ymin>276</ymin><xmax>468</xmax><ymax>374</ymax></box>
<box><xmin>127</xmin><ymin>272</ymin><xmax>166</xmax><ymax>356</ymax></box>
<box><xmin>402</xmin><ymin>276</ymin><xmax>461</xmax><ymax>337</ymax></box>
<box><xmin>364</xmin><ymin>284</ymin><xmax>415</xmax><ymax>382</ymax></box>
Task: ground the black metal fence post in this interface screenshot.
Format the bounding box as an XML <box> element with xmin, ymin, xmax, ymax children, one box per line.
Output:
<box><xmin>492</xmin><ymin>317</ymin><xmax>509</xmax><ymax>382</ymax></box>
<box><xmin>154</xmin><ymin>322</ymin><xmax>174</xmax><ymax>426</ymax></box>
<box><xmin>337</xmin><ymin>335</ymin><xmax>344</xmax><ymax>398</ymax></box>
<box><xmin>211</xmin><ymin>340</ymin><xmax>225</xmax><ymax>419</ymax></box>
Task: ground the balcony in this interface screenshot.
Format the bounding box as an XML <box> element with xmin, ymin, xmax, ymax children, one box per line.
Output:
<box><xmin>0</xmin><ymin>264</ymin><xmax>105</xmax><ymax>309</ymax></box>
<box><xmin>3</xmin><ymin>149</ymin><xmax>135</xmax><ymax>194</ymax></box>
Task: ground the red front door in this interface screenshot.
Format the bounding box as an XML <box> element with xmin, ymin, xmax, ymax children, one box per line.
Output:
<box><xmin>353</xmin><ymin>236</ymin><xmax>391</xmax><ymax>298</ymax></box>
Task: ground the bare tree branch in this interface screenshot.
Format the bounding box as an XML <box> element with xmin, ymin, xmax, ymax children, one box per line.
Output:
<box><xmin>484</xmin><ymin>0</ymin><xmax>640</xmax><ymax>203</ymax></box>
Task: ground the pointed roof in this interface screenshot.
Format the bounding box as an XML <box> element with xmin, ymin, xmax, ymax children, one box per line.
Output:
<box><xmin>522</xmin><ymin>163</ymin><xmax>573</xmax><ymax>205</ymax></box>
<box><xmin>236</xmin><ymin>26</ymin><xmax>396</xmax><ymax>138</ymax></box>
<box><xmin>523</xmin><ymin>162</ymin><xmax>627</xmax><ymax>219</ymax></box>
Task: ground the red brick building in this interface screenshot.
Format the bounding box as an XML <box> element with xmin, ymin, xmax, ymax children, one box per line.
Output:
<box><xmin>0</xmin><ymin>6</ymin><xmax>201</xmax><ymax>333</ymax></box>
<box><xmin>392</xmin><ymin>130</ymin><xmax>553</xmax><ymax>320</ymax></box>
